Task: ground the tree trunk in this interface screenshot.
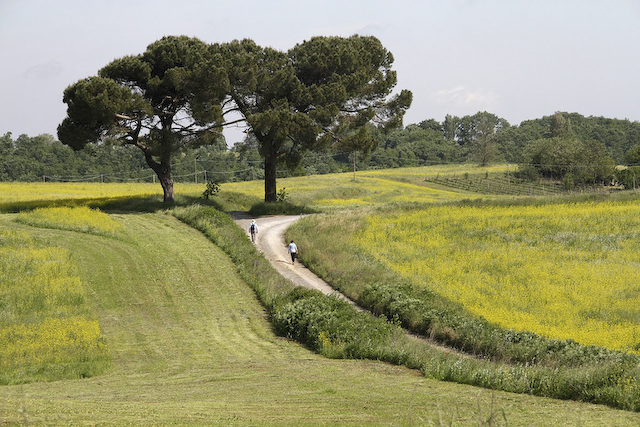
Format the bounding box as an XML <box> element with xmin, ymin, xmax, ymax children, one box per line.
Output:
<box><xmin>264</xmin><ymin>155</ymin><xmax>277</xmax><ymax>202</ymax></box>
<box><xmin>159</xmin><ymin>173</ymin><xmax>175</xmax><ymax>203</ymax></box>
<box><xmin>144</xmin><ymin>152</ymin><xmax>175</xmax><ymax>203</ymax></box>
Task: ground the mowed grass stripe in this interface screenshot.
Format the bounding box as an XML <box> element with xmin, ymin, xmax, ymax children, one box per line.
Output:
<box><xmin>73</xmin><ymin>213</ymin><xmax>286</xmax><ymax>368</ymax></box>
<box><xmin>2</xmin><ymin>212</ymin><xmax>639</xmax><ymax>425</ymax></box>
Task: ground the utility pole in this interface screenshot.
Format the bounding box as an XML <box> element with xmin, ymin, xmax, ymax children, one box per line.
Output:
<box><xmin>353</xmin><ymin>152</ymin><xmax>357</xmax><ymax>182</ymax></box>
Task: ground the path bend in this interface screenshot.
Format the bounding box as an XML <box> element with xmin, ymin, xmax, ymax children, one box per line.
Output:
<box><xmin>231</xmin><ymin>213</ymin><xmax>358</xmax><ymax>308</ymax></box>
<box><xmin>230</xmin><ymin>212</ymin><xmax>474</xmax><ymax>357</ymax></box>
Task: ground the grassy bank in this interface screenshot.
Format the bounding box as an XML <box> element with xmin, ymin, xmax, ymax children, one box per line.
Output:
<box><xmin>287</xmin><ymin>201</ymin><xmax>640</xmax><ymax>411</ymax></box>
<box><xmin>5</xmin><ymin>204</ymin><xmax>636</xmax><ymax>425</ymax></box>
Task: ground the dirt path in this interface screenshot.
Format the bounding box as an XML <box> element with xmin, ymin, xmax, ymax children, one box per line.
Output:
<box><xmin>231</xmin><ymin>212</ymin><xmax>473</xmax><ymax>357</ymax></box>
<box><xmin>232</xmin><ymin>213</ymin><xmax>358</xmax><ymax>307</ymax></box>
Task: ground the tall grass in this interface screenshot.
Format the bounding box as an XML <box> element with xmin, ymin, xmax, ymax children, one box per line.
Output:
<box><xmin>286</xmin><ymin>206</ymin><xmax>640</xmax><ymax>411</ymax></box>
<box><xmin>15</xmin><ymin>206</ymin><xmax>124</xmax><ymax>237</ymax></box>
<box><xmin>354</xmin><ymin>199</ymin><xmax>640</xmax><ymax>352</ymax></box>
<box><xmin>0</xmin><ymin>230</ymin><xmax>109</xmax><ymax>384</ymax></box>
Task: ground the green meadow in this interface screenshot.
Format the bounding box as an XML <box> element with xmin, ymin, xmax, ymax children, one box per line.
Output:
<box><xmin>2</xmin><ymin>166</ymin><xmax>640</xmax><ymax>425</ymax></box>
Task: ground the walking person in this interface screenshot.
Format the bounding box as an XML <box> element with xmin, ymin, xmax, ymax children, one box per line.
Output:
<box><xmin>288</xmin><ymin>240</ymin><xmax>298</xmax><ymax>264</ymax></box>
<box><xmin>249</xmin><ymin>220</ymin><xmax>258</xmax><ymax>243</ymax></box>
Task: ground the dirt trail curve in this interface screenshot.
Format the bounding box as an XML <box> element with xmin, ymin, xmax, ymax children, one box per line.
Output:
<box><xmin>230</xmin><ymin>212</ymin><xmax>467</xmax><ymax>356</ymax></box>
<box><xmin>230</xmin><ymin>212</ymin><xmax>358</xmax><ymax>308</ymax></box>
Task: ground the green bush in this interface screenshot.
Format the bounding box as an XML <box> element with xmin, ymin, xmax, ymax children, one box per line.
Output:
<box><xmin>248</xmin><ymin>200</ymin><xmax>317</xmax><ymax>216</ymax></box>
<box><xmin>273</xmin><ymin>294</ymin><xmax>400</xmax><ymax>360</ymax></box>
<box><xmin>202</xmin><ymin>179</ymin><xmax>220</xmax><ymax>199</ymax></box>
<box><xmin>614</xmin><ymin>166</ymin><xmax>640</xmax><ymax>189</ymax></box>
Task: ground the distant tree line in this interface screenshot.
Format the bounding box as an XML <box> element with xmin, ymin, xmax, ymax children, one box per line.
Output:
<box><xmin>3</xmin><ymin>111</ymin><xmax>640</xmax><ymax>188</ymax></box>
<box><xmin>367</xmin><ymin>111</ymin><xmax>640</xmax><ymax>188</ymax></box>
<box><xmin>0</xmin><ymin>133</ymin><xmax>146</xmax><ymax>182</ymax></box>
<box><xmin>0</xmin><ymin>132</ymin><xmax>259</xmax><ymax>183</ymax></box>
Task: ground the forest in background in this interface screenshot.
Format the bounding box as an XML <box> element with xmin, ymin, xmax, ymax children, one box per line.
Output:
<box><xmin>2</xmin><ymin>111</ymin><xmax>640</xmax><ymax>188</ymax></box>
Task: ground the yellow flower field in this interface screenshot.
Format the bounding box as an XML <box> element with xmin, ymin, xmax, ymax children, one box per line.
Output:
<box><xmin>16</xmin><ymin>206</ymin><xmax>123</xmax><ymax>236</ymax></box>
<box><xmin>0</xmin><ymin>182</ymin><xmax>159</xmax><ymax>203</ymax></box>
<box><xmin>0</xmin><ymin>316</ymin><xmax>105</xmax><ymax>369</ymax></box>
<box><xmin>0</xmin><ymin>181</ymin><xmax>204</xmax><ymax>204</ymax></box>
<box><xmin>223</xmin><ymin>170</ymin><xmax>472</xmax><ymax>208</ymax></box>
<box><xmin>353</xmin><ymin>200</ymin><xmax>640</xmax><ymax>352</ymax></box>
<box><xmin>0</xmin><ymin>229</ymin><xmax>109</xmax><ymax>383</ymax></box>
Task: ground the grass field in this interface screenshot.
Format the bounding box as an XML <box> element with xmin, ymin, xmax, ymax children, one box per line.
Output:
<box><xmin>2</xmin><ymin>170</ymin><xmax>640</xmax><ymax>424</ymax></box>
<box><xmin>1</xmin><ymin>209</ymin><xmax>638</xmax><ymax>425</ymax></box>
<box><xmin>222</xmin><ymin>168</ymin><xmax>478</xmax><ymax>209</ymax></box>
<box><xmin>352</xmin><ymin>199</ymin><xmax>640</xmax><ymax>352</ymax></box>
<box><xmin>221</xmin><ymin>164</ymin><xmax>564</xmax><ymax>208</ymax></box>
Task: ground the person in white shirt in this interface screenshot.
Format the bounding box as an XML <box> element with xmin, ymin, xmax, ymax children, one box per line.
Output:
<box><xmin>288</xmin><ymin>240</ymin><xmax>298</xmax><ymax>264</ymax></box>
<box><xmin>249</xmin><ymin>220</ymin><xmax>258</xmax><ymax>243</ymax></box>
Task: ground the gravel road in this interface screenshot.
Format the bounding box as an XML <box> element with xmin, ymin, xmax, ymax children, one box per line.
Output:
<box><xmin>231</xmin><ymin>212</ymin><xmax>468</xmax><ymax>355</ymax></box>
<box><xmin>232</xmin><ymin>213</ymin><xmax>357</xmax><ymax>307</ymax></box>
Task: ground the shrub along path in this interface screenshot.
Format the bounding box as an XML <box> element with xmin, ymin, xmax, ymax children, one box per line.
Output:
<box><xmin>232</xmin><ymin>213</ymin><xmax>478</xmax><ymax>358</ymax></box>
<box><xmin>232</xmin><ymin>213</ymin><xmax>357</xmax><ymax>307</ymax></box>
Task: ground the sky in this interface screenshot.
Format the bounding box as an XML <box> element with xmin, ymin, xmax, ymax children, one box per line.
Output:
<box><xmin>1</xmin><ymin>0</ymin><xmax>639</xmax><ymax>146</ymax></box>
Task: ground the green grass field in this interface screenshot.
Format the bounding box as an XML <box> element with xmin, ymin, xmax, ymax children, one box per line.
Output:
<box><xmin>2</xmin><ymin>168</ymin><xmax>640</xmax><ymax>425</ymax></box>
<box><xmin>1</xmin><ymin>211</ymin><xmax>637</xmax><ymax>425</ymax></box>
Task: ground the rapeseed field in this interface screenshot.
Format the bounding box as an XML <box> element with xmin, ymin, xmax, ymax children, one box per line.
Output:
<box><xmin>353</xmin><ymin>199</ymin><xmax>640</xmax><ymax>352</ymax></box>
<box><xmin>0</xmin><ymin>209</ymin><xmax>111</xmax><ymax>384</ymax></box>
<box><xmin>0</xmin><ymin>181</ymin><xmax>205</xmax><ymax>204</ymax></box>
<box><xmin>0</xmin><ymin>182</ymin><xmax>160</xmax><ymax>203</ymax></box>
<box><xmin>16</xmin><ymin>206</ymin><xmax>123</xmax><ymax>236</ymax></box>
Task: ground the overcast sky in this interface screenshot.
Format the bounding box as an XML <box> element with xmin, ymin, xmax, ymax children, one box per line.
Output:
<box><xmin>1</xmin><ymin>0</ymin><xmax>639</xmax><ymax>145</ymax></box>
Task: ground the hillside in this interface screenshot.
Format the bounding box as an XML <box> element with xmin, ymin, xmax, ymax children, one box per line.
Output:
<box><xmin>2</xmin><ymin>206</ymin><xmax>638</xmax><ymax>425</ymax></box>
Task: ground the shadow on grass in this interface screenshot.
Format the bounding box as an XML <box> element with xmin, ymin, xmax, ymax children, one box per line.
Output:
<box><xmin>0</xmin><ymin>194</ymin><xmax>224</xmax><ymax>214</ymax></box>
<box><xmin>0</xmin><ymin>191</ymin><xmax>315</xmax><ymax>216</ymax></box>
<box><xmin>249</xmin><ymin>201</ymin><xmax>319</xmax><ymax>216</ymax></box>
